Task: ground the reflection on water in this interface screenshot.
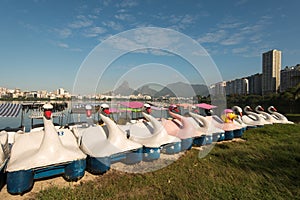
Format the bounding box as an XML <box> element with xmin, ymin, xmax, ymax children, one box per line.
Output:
<box><xmin>0</xmin><ymin>101</ymin><xmax>68</xmax><ymax>131</ymax></box>
<box><xmin>0</xmin><ymin>101</ymin><xmax>183</xmax><ymax>132</ymax></box>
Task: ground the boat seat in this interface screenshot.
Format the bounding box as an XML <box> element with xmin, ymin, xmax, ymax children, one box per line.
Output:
<box><xmin>0</xmin><ymin>126</ymin><xmax>24</xmax><ymax>132</ymax></box>
<box><xmin>32</xmin><ymin>123</ymin><xmax>60</xmax><ymax>129</ymax></box>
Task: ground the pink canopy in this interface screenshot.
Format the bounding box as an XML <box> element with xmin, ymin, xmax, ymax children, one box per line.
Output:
<box><xmin>195</xmin><ymin>103</ymin><xmax>217</xmax><ymax>109</ymax></box>
<box><xmin>150</xmin><ymin>106</ymin><xmax>168</xmax><ymax>111</ymax></box>
<box><xmin>119</xmin><ymin>101</ymin><xmax>144</xmax><ymax>109</ymax></box>
<box><xmin>223</xmin><ymin>109</ymin><xmax>233</xmax><ymax>113</ymax></box>
<box><xmin>109</xmin><ymin>108</ymin><xmax>130</xmax><ymax>113</ymax></box>
<box><xmin>177</xmin><ymin>103</ymin><xmax>193</xmax><ymax>109</ymax></box>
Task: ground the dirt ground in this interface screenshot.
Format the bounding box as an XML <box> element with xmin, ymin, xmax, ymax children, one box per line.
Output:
<box><xmin>0</xmin><ymin>171</ymin><xmax>99</xmax><ymax>200</ymax></box>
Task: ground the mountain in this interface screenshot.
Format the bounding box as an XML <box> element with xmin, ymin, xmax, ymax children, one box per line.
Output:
<box><xmin>133</xmin><ymin>85</ymin><xmax>157</xmax><ymax>96</ymax></box>
<box><xmin>191</xmin><ymin>84</ymin><xmax>209</xmax><ymax>96</ymax></box>
<box><xmin>113</xmin><ymin>81</ymin><xmax>135</xmax><ymax>96</ymax></box>
<box><xmin>155</xmin><ymin>82</ymin><xmax>209</xmax><ymax>97</ymax></box>
<box><xmin>112</xmin><ymin>81</ymin><xmax>209</xmax><ymax>97</ymax></box>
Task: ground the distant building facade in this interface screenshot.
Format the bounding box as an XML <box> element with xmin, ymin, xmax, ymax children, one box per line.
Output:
<box><xmin>224</xmin><ymin>78</ymin><xmax>248</xmax><ymax>95</ymax></box>
<box><xmin>246</xmin><ymin>73</ymin><xmax>262</xmax><ymax>95</ymax></box>
<box><xmin>262</xmin><ymin>49</ymin><xmax>281</xmax><ymax>95</ymax></box>
<box><xmin>210</xmin><ymin>81</ymin><xmax>226</xmax><ymax>96</ymax></box>
<box><xmin>280</xmin><ymin>64</ymin><xmax>300</xmax><ymax>92</ymax></box>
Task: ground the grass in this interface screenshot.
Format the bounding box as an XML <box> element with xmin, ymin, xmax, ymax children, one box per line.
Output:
<box><xmin>34</xmin><ymin>124</ymin><xmax>300</xmax><ymax>200</ymax></box>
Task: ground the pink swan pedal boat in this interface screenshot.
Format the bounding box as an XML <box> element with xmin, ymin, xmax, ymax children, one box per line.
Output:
<box><xmin>161</xmin><ymin>105</ymin><xmax>206</xmax><ymax>150</ymax></box>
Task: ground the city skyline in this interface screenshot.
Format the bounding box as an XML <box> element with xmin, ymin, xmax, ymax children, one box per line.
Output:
<box><xmin>1</xmin><ymin>0</ymin><xmax>300</xmax><ymax>93</ymax></box>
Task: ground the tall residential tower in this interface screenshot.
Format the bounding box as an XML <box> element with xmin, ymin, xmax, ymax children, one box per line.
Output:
<box><xmin>262</xmin><ymin>49</ymin><xmax>281</xmax><ymax>95</ymax></box>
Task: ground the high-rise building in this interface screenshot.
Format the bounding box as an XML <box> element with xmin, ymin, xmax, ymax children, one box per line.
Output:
<box><xmin>280</xmin><ymin>64</ymin><xmax>300</xmax><ymax>92</ymax></box>
<box><xmin>262</xmin><ymin>49</ymin><xmax>281</xmax><ymax>95</ymax></box>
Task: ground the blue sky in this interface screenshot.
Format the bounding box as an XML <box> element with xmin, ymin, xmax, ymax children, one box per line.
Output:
<box><xmin>0</xmin><ymin>0</ymin><xmax>299</xmax><ymax>94</ymax></box>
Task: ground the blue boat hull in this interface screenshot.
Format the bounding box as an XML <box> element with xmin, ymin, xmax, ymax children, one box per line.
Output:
<box><xmin>122</xmin><ymin>148</ymin><xmax>143</xmax><ymax>165</ymax></box>
<box><xmin>181</xmin><ymin>138</ymin><xmax>193</xmax><ymax>151</ymax></box>
<box><xmin>205</xmin><ymin>135</ymin><xmax>213</xmax><ymax>145</ymax></box>
<box><xmin>86</xmin><ymin>156</ymin><xmax>111</xmax><ymax>175</ymax></box>
<box><xmin>212</xmin><ymin>133</ymin><xmax>221</xmax><ymax>142</ymax></box>
<box><xmin>7</xmin><ymin>159</ymin><xmax>86</xmax><ymax>194</ymax></box>
<box><xmin>218</xmin><ymin>132</ymin><xmax>225</xmax><ymax>141</ymax></box>
<box><xmin>143</xmin><ymin>147</ymin><xmax>160</xmax><ymax>162</ymax></box>
<box><xmin>224</xmin><ymin>130</ymin><xmax>234</xmax><ymax>140</ymax></box>
<box><xmin>0</xmin><ymin>161</ymin><xmax>8</xmax><ymax>191</ymax></box>
<box><xmin>193</xmin><ymin>135</ymin><xmax>206</xmax><ymax>146</ymax></box>
<box><xmin>161</xmin><ymin>142</ymin><xmax>181</xmax><ymax>154</ymax></box>
<box><xmin>233</xmin><ymin>129</ymin><xmax>243</xmax><ymax>138</ymax></box>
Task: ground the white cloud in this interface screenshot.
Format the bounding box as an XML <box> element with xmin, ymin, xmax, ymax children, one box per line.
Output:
<box><xmin>54</xmin><ymin>28</ymin><xmax>72</xmax><ymax>38</ymax></box>
<box><xmin>117</xmin><ymin>9</ymin><xmax>127</xmax><ymax>13</ymax></box>
<box><xmin>168</xmin><ymin>14</ymin><xmax>198</xmax><ymax>31</ymax></box>
<box><xmin>116</xmin><ymin>0</ymin><xmax>138</xmax><ymax>8</ymax></box>
<box><xmin>69</xmin><ymin>15</ymin><xmax>93</xmax><ymax>29</ymax></box>
<box><xmin>55</xmin><ymin>42</ymin><xmax>82</xmax><ymax>52</ymax></box>
<box><xmin>232</xmin><ymin>47</ymin><xmax>249</xmax><ymax>54</ymax></box>
<box><xmin>97</xmin><ymin>34</ymin><xmax>113</xmax><ymax>42</ymax></box>
<box><xmin>115</xmin><ymin>13</ymin><xmax>135</xmax><ymax>21</ymax></box>
<box><xmin>83</xmin><ymin>27</ymin><xmax>106</xmax><ymax>37</ymax></box>
<box><xmin>133</xmin><ymin>28</ymin><xmax>180</xmax><ymax>49</ymax></box>
<box><xmin>197</xmin><ymin>30</ymin><xmax>227</xmax><ymax>43</ymax></box>
<box><xmin>102</xmin><ymin>21</ymin><xmax>123</xmax><ymax>31</ymax></box>
<box><xmin>106</xmin><ymin>36</ymin><xmax>144</xmax><ymax>51</ymax></box>
<box><xmin>235</xmin><ymin>0</ymin><xmax>248</xmax><ymax>6</ymax></box>
<box><xmin>104</xmin><ymin>28</ymin><xmax>182</xmax><ymax>55</ymax></box>
<box><xmin>57</xmin><ymin>43</ymin><xmax>69</xmax><ymax>48</ymax></box>
<box><xmin>249</xmin><ymin>34</ymin><xmax>263</xmax><ymax>44</ymax></box>
<box><xmin>221</xmin><ymin>33</ymin><xmax>244</xmax><ymax>45</ymax></box>
<box><xmin>199</xmin><ymin>15</ymin><xmax>272</xmax><ymax>48</ymax></box>
<box><xmin>19</xmin><ymin>21</ymin><xmax>40</xmax><ymax>33</ymax></box>
<box><xmin>93</xmin><ymin>7</ymin><xmax>102</xmax><ymax>15</ymax></box>
<box><xmin>218</xmin><ymin>22</ymin><xmax>243</xmax><ymax>29</ymax></box>
<box><xmin>102</xmin><ymin>0</ymin><xmax>111</xmax><ymax>6</ymax></box>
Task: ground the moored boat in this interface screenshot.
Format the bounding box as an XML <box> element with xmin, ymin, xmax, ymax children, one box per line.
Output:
<box><xmin>6</xmin><ymin>103</ymin><xmax>86</xmax><ymax>194</ymax></box>
<box><xmin>267</xmin><ymin>106</ymin><xmax>294</xmax><ymax>124</ymax></box>
<box><xmin>79</xmin><ymin>113</ymin><xmax>143</xmax><ymax>174</ymax></box>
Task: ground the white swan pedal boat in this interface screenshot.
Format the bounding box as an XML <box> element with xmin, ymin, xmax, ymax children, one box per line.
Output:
<box><xmin>0</xmin><ymin>131</ymin><xmax>9</xmax><ymax>190</ymax></box>
<box><xmin>6</xmin><ymin>104</ymin><xmax>86</xmax><ymax>194</ymax></box>
<box><xmin>77</xmin><ymin>113</ymin><xmax>143</xmax><ymax>174</ymax></box>
<box><xmin>118</xmin><ymin>112</ymin><xmax>182</xmax><ymax>162</ymax></box>
<box><xmin>192</xmin><ymin>103</ymin><xmax>227</xmax><ymax>142</ymax></box>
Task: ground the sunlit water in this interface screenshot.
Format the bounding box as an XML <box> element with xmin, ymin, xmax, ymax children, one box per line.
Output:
<box><xmin>0</xmin><ymin>101</ymin><xmax>179</xmax><ymax>132</ymax></box>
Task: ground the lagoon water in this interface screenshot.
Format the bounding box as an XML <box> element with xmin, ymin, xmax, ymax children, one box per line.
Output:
<box><xmin>0</xmin><ymin>101</ymin><xmax>172</xmax><ymax>132</ymax></box>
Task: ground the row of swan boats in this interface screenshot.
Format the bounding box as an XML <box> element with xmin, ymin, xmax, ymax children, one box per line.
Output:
<box><xmin>0</xmin><ymin>102</ymin><xmax>294</xmax><ymax>194</ymax></box>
